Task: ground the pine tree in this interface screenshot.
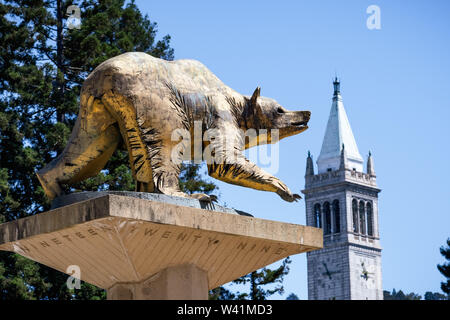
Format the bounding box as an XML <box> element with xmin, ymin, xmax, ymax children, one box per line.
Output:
<box><xmin>208</xmin><ymin>286</ymin><xmax>238</xmax><ymax>300</ymax></box>
<box><xmin>286</xmin><ymin>293</ymin><xmax>299</xmax><ymax>300</ymax></box>
<box><xmin>0</xmin><ymin>0</ymin><xmax>173</xmax><ymax>299</ymax></box>
<box><xmin>210</xmin><ymin>257</ymin><xmax>292</xmax><ymax>300</ymax></box>
<box><xmin>179</xmin><ymin>163</ymin><xmax>217</xmax><ymax>195</ymax></box>
<box><xmin>424</xmin><ymin>291</ymin><xmax>447</xmax><ymax>300</ymax></box>
<box><xmin>233</xmin><ymin>257</ymin><xmax>291</xmax><ymax>300</ymax></box>
<box><xmin>437</xmin><ymin>238</ymin><xmax>450</xmax><ymax>296</ymax></box>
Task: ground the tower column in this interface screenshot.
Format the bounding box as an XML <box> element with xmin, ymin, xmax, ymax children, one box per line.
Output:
<box><xmin>303</xmin><ymin>78</ymin><xmax>382</xmax><ymax>300</ymax></box>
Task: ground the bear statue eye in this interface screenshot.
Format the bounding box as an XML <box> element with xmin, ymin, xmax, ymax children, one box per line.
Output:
<box><xmin>277</xmin><ymin>107</ymin><xmax>285</xmax><ymax>114</ymax></box>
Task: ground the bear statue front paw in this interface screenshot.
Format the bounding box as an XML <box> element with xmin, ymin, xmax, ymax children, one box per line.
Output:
<box><xmin>270</xmin><ymin>178</ymin><xmax>301</xmax><ymax>202</ymax></box>
<box><xmin>276</xmin><ymin>189</ymin><xmax>302</xmax><ymax>202</ymax></box>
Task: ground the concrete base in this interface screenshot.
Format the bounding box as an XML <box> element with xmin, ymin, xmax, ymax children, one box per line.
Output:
<box><xmin>0</xmin><ymin>193</ymin><xmax>322</xmax><ymax>300</ymax></box>
<box><xmin>107</xmin><ymin>264</ymin><xmax>208</xmax><ymax>300</ymax></box>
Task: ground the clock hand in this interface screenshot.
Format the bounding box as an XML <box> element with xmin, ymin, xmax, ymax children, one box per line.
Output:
<box><xmin>329</xmin><ymin>270</ymin><xmax>339</xmax><ymax>275</ymax></box>
<box><xmin>361</xmin><ymin>262</ymin><xmax>366</xmax><ymax>270</ymax></box>
<box><xmin>361</xmin><ymin>270</ymin><xmax>371</xmax><ymax>280</ymax></box>
<box><xmin>321</xmin><ymin>263</ymin><xmax>340</xmax><ymax>280</ymax></box>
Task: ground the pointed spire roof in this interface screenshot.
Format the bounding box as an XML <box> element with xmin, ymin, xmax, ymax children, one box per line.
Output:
<box><xmin>317</xmin><ymin>78</ymin><xmax>363</xmax><ymax>173</ymax></box>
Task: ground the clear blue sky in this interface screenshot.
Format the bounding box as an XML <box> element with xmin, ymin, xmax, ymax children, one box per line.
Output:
<box><xmin>136</xmin><ymin>0</ymin><xmax>450</xmax><ymax>298</ymax></box>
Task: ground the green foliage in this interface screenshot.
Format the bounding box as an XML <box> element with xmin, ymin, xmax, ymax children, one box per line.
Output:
<box><xmin>210</xmin><ymin>257</ymin><xmax>292</xmax><ymax>300</ymax></box>
<box><xmin>424</xmin><ymin>291</ymin><xmax>448</xmax><ymax>300</ymax></box>
<box><xmin>384</xmin><ymin>288</ymin><xmax>449</xmax><ymax>300</ymax></box>
<box><xmin>0</xmin><ymin>0</ymin><xmax>173</xmax><ymax>300</ymax></box>
<box><xmin>208</xmin><ymin>286</ymin><xmax>238</xmax><ymax>300</ymax></box>
<box><xmin>383</xmin><ymin>289</ymin><xmax>422</xmax><ymax>300</ymax></box>
<box><xmin>179</xmin><ymin>163</ymin><xmax>217</xmax><ymax>195</ymax></box>
<box><xmin>0</xmin><ymin>252</ymin><xmax>47</xmax><ymax>300</ymax></box>
<box><xmin>286</xmin><ymin>293</ymin><xmax>299</xmax><ymax>300</ymax></box>
<box><xmin>437</xmin><ymin>238</ymin><xmax>450</xmax><ymax>295</ymax></box>
<box><xmin>234</xmin><ymin>257</ymin><xmax>291</xmax><ymax>300</ymax></box>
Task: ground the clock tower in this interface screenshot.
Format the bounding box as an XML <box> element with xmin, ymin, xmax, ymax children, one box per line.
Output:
<box><xmin>302</xmin><ymin>78</ymin><xmax>383</xmax><ymax>300</ymax></box>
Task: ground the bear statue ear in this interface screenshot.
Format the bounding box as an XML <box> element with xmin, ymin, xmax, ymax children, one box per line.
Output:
<box><xmin>250</xmin><ymin>86</ymin><xmax>261</xmax><ymax>106</ymax></box>
<box><xmin>247</xmin><ymin>86</ymin><xmax>261</xmax><ymax>115</ymax></box>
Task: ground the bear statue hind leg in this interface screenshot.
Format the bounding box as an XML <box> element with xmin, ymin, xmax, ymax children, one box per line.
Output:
<box><xmin>101</xmin><ymin>90</ymin><xmax>194</xmax><ymax>198</ymax></box>
<box><xmin>101</xmin><ymin>91</ymin><xmax>155</xmax><ymax>192</ymax></box>
<box><xmin>151</xmin><ymin>153</ymin><xmax>189</xmax><ymax>199</ymax></box>
<box><xmin>36</xmin><ymin>96</ymin><xmax>121</xmax><ymax>200</ymax></box>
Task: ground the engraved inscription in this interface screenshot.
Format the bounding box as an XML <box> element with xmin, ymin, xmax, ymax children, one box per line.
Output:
<box><xmin>14</xmin><ymin>223</ymin><xmax>288</xmax><ymax>257</ymax></box>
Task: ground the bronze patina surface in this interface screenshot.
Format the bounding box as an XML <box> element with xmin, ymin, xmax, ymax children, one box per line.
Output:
<box><xmin>37</xmin><ymin>52</ymin><xmax>310</xmax><ymax>202</ymax></box>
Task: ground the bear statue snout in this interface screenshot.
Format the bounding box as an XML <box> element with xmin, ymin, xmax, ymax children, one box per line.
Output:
<box><xmin>289</xmin><ymin>110</ymin><xmax>311</xmax><ymax>127</ymax></box>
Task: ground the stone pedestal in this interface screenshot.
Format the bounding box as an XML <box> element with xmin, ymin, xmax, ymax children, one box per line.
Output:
<box><xmin>0</xmin><ymin>193</ymin><xmax>322</xmax><ymax>300</ymax></box>
<box><xmin>107</xmin><ymin>264</ymin><xmax>208</xmax><ymax>300</ymax></box>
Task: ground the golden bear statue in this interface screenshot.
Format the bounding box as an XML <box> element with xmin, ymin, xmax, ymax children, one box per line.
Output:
<box><xmin>37</xmin><ymin>52</ymin><xmax>310</xmax><ymax>202</ymax></box>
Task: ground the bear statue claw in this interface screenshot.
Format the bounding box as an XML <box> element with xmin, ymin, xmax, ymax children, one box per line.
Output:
<box><xmin>276</xmin><ymin>190</ymin><xmax>302</xmax><ymax>202</ymax></box>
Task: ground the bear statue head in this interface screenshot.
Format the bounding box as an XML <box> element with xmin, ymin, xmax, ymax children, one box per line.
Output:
<box><xmin>241</xmin><ymin>87</ymin><xmax>310</xmax><ymax>147</ymax></box>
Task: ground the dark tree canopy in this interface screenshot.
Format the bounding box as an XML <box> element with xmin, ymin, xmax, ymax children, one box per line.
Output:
<box><xmin>0</xmin><ymin>0</ymin><xmax>174</xmax><ymax>299</ymax></box>
<box><xmin>0</xmin><ymin>0</ymin><xmax>290</xmax><ymax>300</ymax></box>
<box><xmin>383</xmin><ymin>289</ymin><xmax>421</xmax><ymax>300</ymax></box>
<box><xmin>424</xmin><ymin>291</ymin><xmax>447</xmax><ymax>300</ymax></box>
<box><xmin>437</xmin><ymin>238</ymin><xmax>450</xmax><ymax>296</ymax></box>
<box><xmin>286</xmin><ymin>293</ymin><xmax>299</xmax><ymax>300</ymax></box>
<box><xmin>210</xmin><ymin>257</ymin><xmax>292</xmax><ymax>300</ymax></box>
<box><xmin>179</xmin><ymin>163</ymin><xmax>217</xmax><ymax>195</ymax></box>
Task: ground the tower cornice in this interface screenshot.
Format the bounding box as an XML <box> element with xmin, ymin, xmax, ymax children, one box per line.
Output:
<box><xmin>303</xmin><ymin>168</ymin><xmax>380</xmax><ymax>193</ymax></box>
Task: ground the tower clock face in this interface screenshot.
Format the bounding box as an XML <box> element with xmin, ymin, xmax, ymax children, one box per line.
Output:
<box><xmin>321</xmin><ymin>261</ymin><xmax>340</xmax><ymax>281</ymax></box>
<box><xmin>315</xmin><ymin>257</ymin><xmax>342</xmax><ymax>292</ymax></box>
<box><xmin>357</xmin><ymin>258</ymin><xmax>376</xmax><ymax>290</ymax></box>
